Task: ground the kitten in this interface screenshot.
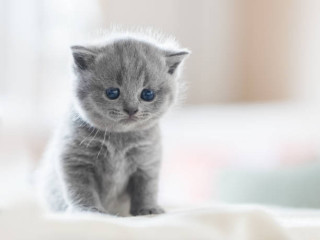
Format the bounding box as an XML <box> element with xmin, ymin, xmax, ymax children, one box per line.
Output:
<box><xmin>38</xmin><ymin>30</ymin><xmax>189</xmax><ymax>216</ymax></box>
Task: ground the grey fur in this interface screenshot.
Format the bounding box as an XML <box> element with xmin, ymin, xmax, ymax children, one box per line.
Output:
<box><xmin>38</xmin><ymin>32</ymin><xmax>189</xmax><ymax>216</ymax></box>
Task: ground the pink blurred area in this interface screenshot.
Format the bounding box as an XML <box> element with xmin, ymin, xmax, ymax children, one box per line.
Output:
<box><xmin>158</xmin><ymin>104</ymin><xmax>320</xmax><ymax>205</ymax></box>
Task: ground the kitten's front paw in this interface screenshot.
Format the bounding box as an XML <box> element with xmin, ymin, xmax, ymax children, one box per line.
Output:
<box><xmin>131</xmin><ymin>206</ymin><xmax>165</xmax><ymax>216</ymax></box>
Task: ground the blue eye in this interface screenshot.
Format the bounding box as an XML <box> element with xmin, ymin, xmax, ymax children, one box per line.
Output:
<box><xmin>141</xmin><ymin>89</ymin><xmax>155</xmax><ymax>101</ymax></box>
<box><xmin>105</xmin><ymin>87</ymin><xmax>120</xmax><ymax>100</ymax></box>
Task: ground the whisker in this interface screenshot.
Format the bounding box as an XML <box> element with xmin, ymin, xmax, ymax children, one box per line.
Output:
<box><xmin>104</xmin><ymin>133</ymin><xmax>111</xmax><ymax>158</ymax></box>
<box><xmin>97</xmin><ymin>127</ymin><xmax>107</xmax><ymax>158</ymax></box>
<box><xmin>86</xmin><ymin>129</ymin><xmax>100</xmax><ymax>148</ymax></box>
<box><xmin>79</xmin><ymin>127</ymin><xmax>96</xmax><ymax>146</ymax></box>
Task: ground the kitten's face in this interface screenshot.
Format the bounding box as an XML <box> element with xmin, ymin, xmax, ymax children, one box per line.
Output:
<box><xmin>72</xmin><ymin>39</ymin><xmax>188</xmax><ymax>132</ymax></box>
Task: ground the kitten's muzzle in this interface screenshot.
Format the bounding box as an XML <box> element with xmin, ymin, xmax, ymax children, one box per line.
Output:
<box><xmin>123</xmin><ymin>108</ymin><xmax>138</xmax><ymax>117</ymax></box>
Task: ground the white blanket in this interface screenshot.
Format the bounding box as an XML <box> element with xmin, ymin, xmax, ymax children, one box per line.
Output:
<box><xmin>2</xmin><ymin>198</ymin><xmax>320</xmax><ymax>240</ymax></box>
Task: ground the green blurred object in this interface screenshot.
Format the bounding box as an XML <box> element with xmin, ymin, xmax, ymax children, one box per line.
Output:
<box><xmin>218</xmin><ymin>162</ymin><xmax>320</xmax><ymax>208</ymax></box>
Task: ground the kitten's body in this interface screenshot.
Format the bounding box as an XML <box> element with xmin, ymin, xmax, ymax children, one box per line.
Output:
<box><xmin>38</xmin><ymin>31</ymin><xmax>189</xmax><ymax>216</ymax></box>
<box><xmin>41</xmin><ymin>111</ymin><xmax>161</xmax><ymax>215</ymax></box>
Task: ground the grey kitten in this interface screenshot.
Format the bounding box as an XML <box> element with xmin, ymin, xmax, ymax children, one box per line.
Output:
<box><xmin>38</xmin><ymin>31</ymin><xmax>189</xmax><ymax>216</ymax></box>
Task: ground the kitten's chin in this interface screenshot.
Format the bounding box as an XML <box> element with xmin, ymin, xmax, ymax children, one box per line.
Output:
<box><xmin>85</xmin><ymin>116</ymin><xmax>157</xmax><ymax>132</ymax></box>
<box><xmin>113</xmin><ymin>118</ymin><xmax>158</xmax><ymax>132</ymax></box>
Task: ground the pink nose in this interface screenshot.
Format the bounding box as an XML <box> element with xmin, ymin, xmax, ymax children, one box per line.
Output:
<box><xmin>123</xmin><ymin>108</ymin><xmax>138</xmax><ymax>116</ymax></box>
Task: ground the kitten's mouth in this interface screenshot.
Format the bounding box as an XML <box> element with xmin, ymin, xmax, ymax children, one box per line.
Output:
<box><xmin>120</xmin><ymin>116</ymin><xmax>139</xmax><ymax>123</ymax></box>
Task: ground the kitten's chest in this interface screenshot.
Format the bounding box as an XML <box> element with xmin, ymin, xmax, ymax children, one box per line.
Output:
<box><xmin>80</xmin><ymin>128</ymin><xmax>155</xmax><ymax>184</ymax></box>
<box><xmin>101</xmin><ymin>142</ymin><xmax>136</xmax><ymax>177</ymax></box>
<box><xmin>96</xmin><ymin>137</ymin><xmax>138</xmax><ymax>191</ymax></box>
<box><xmin>95</xmin><ymin>145</ymin><xmax>131</xmax><ymax>214</ymax></box>
<box><xmin>97</xmin><ymin>130</ymin><xmax>151</xmax><ymax>168</ymax></box>
<box><xmin>97</xmin><ymin>141</ymin><xmax>135</xmax><ymax>214</ymax></box>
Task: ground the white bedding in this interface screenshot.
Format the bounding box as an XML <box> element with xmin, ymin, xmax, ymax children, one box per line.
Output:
<box><xmin>2</xmin><ymin>198</ymin><xmax>320</xmax><ymax>240</ymax></box>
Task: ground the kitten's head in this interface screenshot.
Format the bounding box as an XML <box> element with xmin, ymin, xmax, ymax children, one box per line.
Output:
<box><xmin>71</xmin><ymin>35</ymin><xmax>189</xmax><ymax>132</ymax></box>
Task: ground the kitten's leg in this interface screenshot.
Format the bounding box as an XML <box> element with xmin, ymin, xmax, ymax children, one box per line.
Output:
<box><xmin>61</xmin><ymin>162</ymin><xmax>105</xmax><ymax>213</ymax></box>
<box><xmin>128</xmin><ymin>168</ymin><xmax>165</xmax><ymax>216</ymax></box>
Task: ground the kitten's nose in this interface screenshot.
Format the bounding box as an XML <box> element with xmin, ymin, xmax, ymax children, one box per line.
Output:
<box><xmin>123</xmin><ymin>108</ymin><xmax>138</xmax><ymax>116</ymax></box>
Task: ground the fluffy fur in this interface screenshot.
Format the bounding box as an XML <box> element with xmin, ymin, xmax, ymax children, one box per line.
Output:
<box><xmin>38</xmin><ymin>30</ymin><xmax>189</xmax><ymax>216</ymax></box>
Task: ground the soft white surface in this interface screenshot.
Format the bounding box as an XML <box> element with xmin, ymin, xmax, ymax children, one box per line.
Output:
<box><xmin>2</xmin><ymin>198</ymin><xmax>320</xmax><ymax>240</ymax></box>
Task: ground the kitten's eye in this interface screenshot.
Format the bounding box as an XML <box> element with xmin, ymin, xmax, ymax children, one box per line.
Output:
<box><xmin>141</xmin><ymin>89</ymin><xmax>155</xmax><ymax>102</ymax></box>
<box><xmin>105</xmin><ymin>87</ymin><xmax>120</xmax><ymax>100</ymax></box>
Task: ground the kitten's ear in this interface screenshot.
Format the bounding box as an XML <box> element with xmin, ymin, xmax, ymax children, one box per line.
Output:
<box><xmin>71</xmin><ymin>45</ymin><xmax>97</xmax><ymax>70</ymax></box>
<box><xmin>165</xmin><ymin>50</ymin><xmax>190</xmax><ymax>75</ymax></box>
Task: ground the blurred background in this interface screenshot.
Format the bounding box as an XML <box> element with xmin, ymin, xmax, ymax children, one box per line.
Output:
<box><xmin>1</xmin><ymin>0</ymin><xmax>320</xmax><ymax>208</ymax></box>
